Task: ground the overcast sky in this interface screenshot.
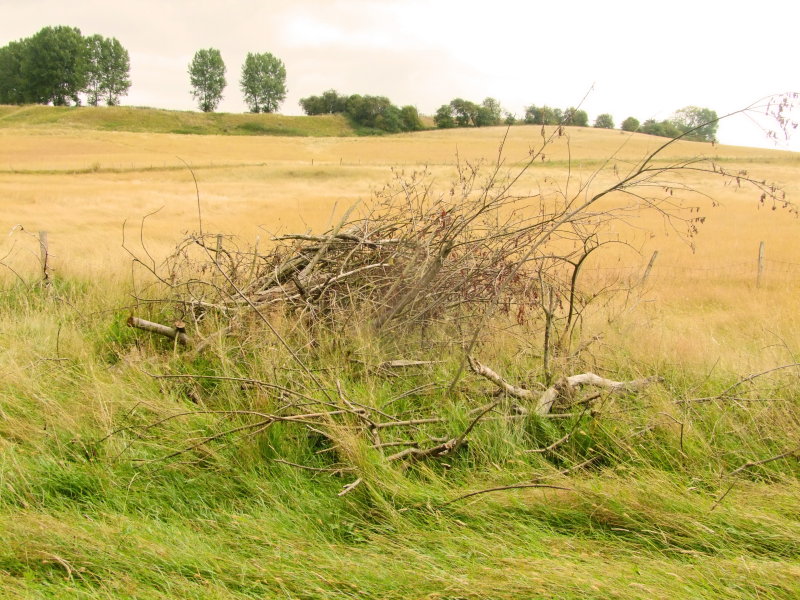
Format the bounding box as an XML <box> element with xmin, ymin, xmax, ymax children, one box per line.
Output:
<box><xmin>2</xmin><ymin>0</ymin><xmax>798</xmax><ymax>149</ymax></box>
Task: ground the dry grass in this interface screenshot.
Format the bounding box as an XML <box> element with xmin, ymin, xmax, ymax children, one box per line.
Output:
<box><xmin>1</xmin><ymin>123</ymin><xmax>799</xmax><ymax>371</ymax></box>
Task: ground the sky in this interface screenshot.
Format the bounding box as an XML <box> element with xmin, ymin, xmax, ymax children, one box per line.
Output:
<box><xmin>1</xmin><ymin>0</ymin><xmax>798</xmax><ymax>149</ymax></box>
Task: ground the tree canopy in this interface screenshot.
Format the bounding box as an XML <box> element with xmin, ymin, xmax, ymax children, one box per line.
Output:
<box><xmin>84</xmin><ymin>34</ymin><xmax>130</xmax><ymax>106</ymax></box>
<box><xmin>621</xmin><ymin>116</ymin><xmax>640</xmax><ymax>132</ymax></box>
<box><xmin>240</xmin><ymin>52</ymin><xmax>287</xmax><ymax>113</ymax></box>
<box><xmin>562</xmin><ymin>107</ymin><xmax>588</xmax><ymax>127</ymax></box>
<box><xmin>22</xmin><ymin>26</ymin><xmax>87</xmax><ymax>106</ymax></box>
<box><xmin>593</xmin><ymin>113</ymin><xmax>614</xmax><ymax>129</ymax></box>
<box><xmin>189</xmin><ymin>48</ymin><xmax>226</xmax><ymax>113</ymax></box>
<box><xmin>523</xmin><ymin>105</ymin><xmax>563</xmax><ymax>126</ymax></box>
<box><xmin>0</xmin><ymin>26</ymin><xmax>130</xmax><ymax>106</ymax></box>
<box><xmin>299</xmin><ymin>90</ymin><xmax>423</xmax><ymax>133</ymax></box>
<box><xmin>672</xmin><ymin>106</ymin><xmax>719</xmax><ymax>142</ymax></box>
<box><xmin>620</xmin><ymin>108</ymin><xmax>718</xmax><ymax>142</ymax></box>
<box><xmin>433</xmin><ymin>97</ymin><xmax>504</xmax><ymax>128</ymax></box>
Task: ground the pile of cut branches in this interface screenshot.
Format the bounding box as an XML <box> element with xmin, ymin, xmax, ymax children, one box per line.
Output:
<box><xmin>117</xmin><ymin>96</ymin><xmax>797</xmax><ymax>495</ymax></box>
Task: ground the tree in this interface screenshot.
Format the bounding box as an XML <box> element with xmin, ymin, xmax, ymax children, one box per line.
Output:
<box><xmin>22</xmin><ymin>26</ymin><xmax>87</xmax><ymax>105</ymax></box>
<box><xmin>345</xmin><ymin>95</ymin><xmax>396</xmax><ymax>130</ymax></box>
<box><xmin>594</xmin><ymin>113</ymin><xmax>614</xmax><ymax>129</ymax></box>
<box><xmin>0</xmin><ymin>40</ymin><xmax>27</xmax><ymax>104</ymax></box>
<box><xmin>299</xmin><ymin>94</ymin><xmax>325</xmax><ymax>115</ymax></box>
<box><xmin>399</xmin><ymin>105</ymin><xmax>424</xmax><ymax>131</ymax></box>
<box><xmin>475</xmin><ymin>97</ymin><xmax>503</xmax><ymax>127</ymax></box>
<box><xmin>639</xmin><ymin>119</ymin><xmax>681</xmax><ymax>138</ymax></box>
<box><xmin>240</xmin><ymin>52</ymin><xmax>287</xmax><ymax>113</ymax></box>
<box><xmin>621</xmin><ymin>116</ymin><xmax>640</xmax><ymax>132</ymax></box>
<box><xmin>98</xmin><ymin>36</ymin><xmax>131</xmax><ymax>106</ymax></box>
<box><xmin>563</xmin><ymin>107</ymin><xmax>588</xmax><ymax>127</ymax></box>
<box><xmin>320</xmin><ymin>89</ymin><xmax>347</xmax><ymax>114</ymax></box>
<box><xmin>299</xmin><ymin>89</ymin><xmax>348</xmax><ymax>115</ymax></box>
<box><xmin>672</xmin><ymin>106</ymin><xmax>718</xmax><ymax>142</ymax></box>
<box><xmin>434</xmin><ymin>104</ymin><xmax>456</xmax><ymax>128</ymax></box>
<box><xmin>434</xmin><ymin>98</ymin><xmax>502</xmax><ymax>128</ymax></box>
<box><xmin>524</xmin><ymin>105</ymin><xmax>562</xmax><ymax>125</ymax></box>
<box><xmin>189</xmin><ymin>48</ymin><xmax>226</xmax><ymax>112</ymax></box>
<box><xmin>449</xmin><ymin>98</ymin><xmax>479</xmax><ymax>127</ymax></box>
<box><xmin>84</xmin><ymin>34</ymin><xmax>104</xmax><ymax>106</ymax></box>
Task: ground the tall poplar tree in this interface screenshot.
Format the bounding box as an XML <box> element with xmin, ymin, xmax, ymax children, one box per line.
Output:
<box><xmin>189</xmin><ymin>48</ymin><xmax>226</xmax><ymax>112</ymax></box>
<box><xmin>239</xmin><ymin>52</ymin><xmax>287</xmax><ymax>113</ymax></box>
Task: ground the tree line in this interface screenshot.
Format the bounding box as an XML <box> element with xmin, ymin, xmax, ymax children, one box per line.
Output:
<box><xmin>0</xmin><ymin>26</ymin><xmax>130</xmax><ymax>106</ymax></box>
<box><xmin>621</xmin><ymin>107</ymin><xmax>719</xmax><ymax>142</ymax></box>
<box><xmin>429</xmin><ymin>98</ymin><xmax>718</xmax><ymax>143</ymax></box>
<box><xmin>298</xmin><ymin>89</ymin><xmax>424</xmax><ymax>133</ymax></box>
<box><xmin>2</xmin><ymin>26</ymin><xmax>719</xmax><ymax>143</ymax></box>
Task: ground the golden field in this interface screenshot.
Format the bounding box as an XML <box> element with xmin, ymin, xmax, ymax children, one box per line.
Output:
<box><xmin>1</xmin><ymin>123</ymin><xmax>799</xmax><ymax>373</ymax></box>
<box><xmin>1</xmin><ymin>116</ymin><xmax>800</xmax><ymax>599</ymax></box>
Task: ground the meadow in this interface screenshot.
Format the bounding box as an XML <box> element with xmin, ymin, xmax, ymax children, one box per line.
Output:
<box><xmin>0</xmin><ymin>109</ymin><xmax>799</xmax><ymax>599</ymax></box>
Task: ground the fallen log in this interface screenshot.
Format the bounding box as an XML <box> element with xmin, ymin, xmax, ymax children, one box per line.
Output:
<box><xmin>467</xmin><ymin>356</ymin><xmax>660</xmax><ymax>415</ymax></box>
<box><xmin>127</xmin><ymin>316</ymin><xmax>191</xmax><ymax>346</ymax></box>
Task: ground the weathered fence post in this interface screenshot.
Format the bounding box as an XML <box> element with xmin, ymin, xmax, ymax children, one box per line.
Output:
<box><xmin>757</xmin><ymin>241</ymin><xmax>765</xmax><ymax>288</ymax></box>
<box><xmin>642</xmin><ymin>250</ymin><xmax>659</xmax><ymax>284</ymax></box>
<box><xmin>38</xmin><ymin>231</ymin><xmax>50</xmax><ymax>286</ymax></box>
<box><xmin>215</xmin><ymin>234</ymin><xmax>223</xmax><ymax>270</ymax></box>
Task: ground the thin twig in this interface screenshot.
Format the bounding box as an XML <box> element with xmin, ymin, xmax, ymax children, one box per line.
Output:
<box><xmin>441</xmin><ymin>483</ymin><xmax>574</xmax><ymax>506</ymax></box>
<box><xmin>273</xmin><ymin>459</ymin><xmax>354</xmax><ymax>473</ymax></box>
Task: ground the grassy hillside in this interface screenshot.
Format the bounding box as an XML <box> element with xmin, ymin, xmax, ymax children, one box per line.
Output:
<box><xmin>0</xmin><ymin>125</ymin><xmax>799</xmax><ymax>598</ymax></box>
<box><xmin>0</xmin><ymin>104</ymin><xmax>357</xmax><ymax>137</ymax></box>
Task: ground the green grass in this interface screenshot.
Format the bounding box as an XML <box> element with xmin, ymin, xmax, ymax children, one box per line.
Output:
<box><xmin>0</xmin><ymin>270</ymin><xmax>798</xmax><ymax>599</ymax></box>
<box><xmin>0</xmin><ymin>104</ymin><xmax>357</xmax><ymax>137</ymax></box>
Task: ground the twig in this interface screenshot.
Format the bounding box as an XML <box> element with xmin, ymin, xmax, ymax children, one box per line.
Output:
<box><xmin>441</xmin><ymin>483</ymin><xmax>574</xmax><ymax>506</ymax></box>
<box><xmin>387</xmin><ymin>401</ymin><xmax>498</xmax><ymax>462</ymax></box>
<box><xmin>375</xmin><ymin>417</ymin><xmax>444</xmax><ymax>429</ymax></box>
<box><xmin>142</xmin><ymin>371</ymin><xmax>321</xmax><ymax>404</ymax></box>
<box><xmin>728</xmin><ymin>446</ymin><xmax>800</xmax><ymax>477</ymax></box>
<box><xmin>717</xmin><ymin>363</ymin><xmax>800</xmax><ymax>397</ymax></box>
<box><xmin>338</xmin><ymin>477</ymin><xmax>363</xmax><ymax>496</ymax></box>
<box><xmin>525</xmin><ymin>404</ymin><xmax>592</xmax><ymax>453</ymax></box>
<box><xmin>710</xmin><ymin>446</ymin><xmax>799</xmax><ymax>511</ymax></box>
<box><xmin>709</xmin><ymin>481</ymin><xmax>737</xmax><ymax>512</ymax></box>
<box><xmin>273</xmin><ymin>459</ymin><xmax>354</xmax><ymax>474</ymax></box>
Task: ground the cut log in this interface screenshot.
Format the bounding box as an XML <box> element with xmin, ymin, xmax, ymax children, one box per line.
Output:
<box><xmin>127</xmin><ymin>316</ymin><xmax>191</xmax><ymax>346</ymax></box>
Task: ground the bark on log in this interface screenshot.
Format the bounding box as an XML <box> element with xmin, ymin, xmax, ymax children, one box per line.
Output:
<box><xmin>127</xmin><ymin>316</ymin><xmax>191</xmax><ymax>346</ymax></box>
<box><xmin>467</xmin><ymin>356</ymin><xmax>660</xmax><ymax>415</ymax></box>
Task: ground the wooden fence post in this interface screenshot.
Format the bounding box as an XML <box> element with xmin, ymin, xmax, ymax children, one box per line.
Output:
<box><xmin>757</xmin><ymin>241</ymin><xmax>765</xmax><ymax>288</ymax></box>
<box><xmin>38</xmin><ymin>231</ymin><xmax>50</xmax><ymax>285</ymax></box>
<box><xmin>215</xmin><ymin>234</ymin><xmax>223</xmax><ymax>270</ymax></box>
<box><xmin>642</xmin><ymin>250</ymin><xmax>659</xmax><ymax>284</ymax></box>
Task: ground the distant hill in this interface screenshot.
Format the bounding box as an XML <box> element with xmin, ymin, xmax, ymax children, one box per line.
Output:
<box><xmin>0</xmin><ymin>104</ymin><xmax>357</xmax><ymax>137</ymax></box>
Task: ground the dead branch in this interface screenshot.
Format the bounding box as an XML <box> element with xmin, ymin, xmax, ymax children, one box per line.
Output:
<box><xmin>468</xmin><ymin>356</ymin><xmax>660</xmax><ymax>415</ymax></box>
<box><xmin>387</xmin><ymin>401</ymin><xmax>498</xmax><ymax>463</ymax></box>
<box><xmin>377</xmin><ymin>359</ymin><xmax>439</xmax><ymax>369</ymax></box>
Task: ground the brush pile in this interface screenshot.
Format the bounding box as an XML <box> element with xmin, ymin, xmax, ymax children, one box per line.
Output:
<box><xmin>143</xmin><ymin>165</ymin><xmax>562</xmax><ymax>337</ymax></box>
